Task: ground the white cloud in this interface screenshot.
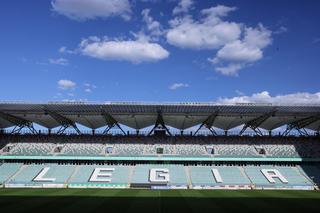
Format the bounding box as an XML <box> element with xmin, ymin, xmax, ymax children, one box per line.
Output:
<box><xmin>61</xmin><ymin>98</ymin><xmax>88</xmax><ymax>102</ymax></box>
<box><xmin>51</xmin><ymin>0</ymin><xmax>131</xmax><ymax>21</ymax></box>
<box><xmin>59</xmin><ymin>46</ymin><xmax>74</xmax><ymax>54</ymax></box>
<box><xmin>169</xmin><ymin>83</ymin><xmax>189</xmax><ymax>90</ymax></box>
<box><xmin>214</xmin><ymin>63</ymin><xmax>244</xmax><ymax>76</ymax></box>
<box><xmin>235</xmin><ymin>90</ymin><xmax>245</xmax><ymax>96</ymax></box>
<box><xmin>49</xmin><ymin>58</ymin><xmax>69</xmax><ymax>65</ymax></box>
<box><xmin>167</xmin><ymin>5</ymin><xmax>241</xmax><ymax>49</ymax></box>
<box><xmin>173</xmin><ymin>0</ymin><xmax>194</xmax><ymax>15</ymax></box>
<box><xmin>58</xmin><ymin>79</ymin><xmax>76</xmax><ymax>90</ymax></box>
<box><xmin>274</xmin><ymin>26</ymin><xmax>288</xmax><ymax>35</ymax></box>
<box><xmin>20</xmin><ymin>57</ymin><xmax>28</xmax><ymax>63</ymax></box>
<box><xmin>210</xmin><ymin>24</ymin><xmax>272</xmax><ymax>76</ymax></box>
<box><xmin>201</xmin><ymin>5</ymin><xmax>237</xmax><ymax>21</ymax></box>
<box><xmin>167</xmin><ymin>4</ymin><xmax>273</xmax><ymax>76</ymax></box>
<box><xmin>84</xmin><ymin>83</ymin><xmax>97</xmax><ymax>93</ymax></box>
<box><xmin>217</xmin><ymin>91</ymin><xmax>320</xmax><ymax>105</ymax></box>
<box><xmin>84</xmin><ymin>88</ymin><xmax>92</xmax><ymax>93</ymax></box>
<box><xmin>140</xmin><ymin>0</ymin><xmax>160</xmax><ymax>2</ymax></box>
<box><xmin>78</xmin><ymin>36</ymin><xmax>169</xmax><ymax>63</ymax></box>
<box><xmin>59</xmin><ymin>46</ymin><xmax>66</xmax><ymax>53</ymax></box>
<box><xmin>141</xmin><ymin>9</ymin><xmax>163</xmax><ymax>39</ymax></box>
<box><xmin>215</xmin><ymin>40</ymin><xmax>263</xmax><ymax>62</ymax></box>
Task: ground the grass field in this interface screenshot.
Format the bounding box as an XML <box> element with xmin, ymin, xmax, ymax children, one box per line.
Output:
<box><xmin>0</xmin><ymin>188</ymin><xmax>320</xmax><ymax>213</ymax></box>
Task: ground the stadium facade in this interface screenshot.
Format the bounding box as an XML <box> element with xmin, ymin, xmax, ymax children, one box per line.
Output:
<box><xmin>0</xmin><ymin>102</ymin><xmax>320</xmax><ymax>190</ymax></box>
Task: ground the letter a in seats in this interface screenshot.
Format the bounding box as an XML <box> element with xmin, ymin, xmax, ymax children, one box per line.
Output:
<box><xmin>33</xmin><ymin>167</ymin><xmax>56</xmax><ymax>182</ymax></box>
<box><xmin>261</xmin><ymin>169</ymin><xmax>288</xmax><ymax>183</ymax></box>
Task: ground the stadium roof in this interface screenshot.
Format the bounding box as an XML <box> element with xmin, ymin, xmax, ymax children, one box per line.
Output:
<box><xmin>0</xmin><ymin>102</ymin><xmax>320</xmax><ymax>133</ymax></box>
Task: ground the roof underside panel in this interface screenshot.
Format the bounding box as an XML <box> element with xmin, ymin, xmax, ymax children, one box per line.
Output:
<box><xmin>113</xmin><ymin>115</ymin><xmax>157</xmax><ymax>129</ymax></box>
<box><xmin>259</xmin><ymin>116</ymin><xmax>306</xmax><ymax>130</ymax></box>
<box><xmin>10</xmin><ymin>114</ymin><xmax>61</xmax><ymax>129</ymax></box>
<box><xmin>213</xmin><ymin>116</ymin><xmax>253</xmax><ymax>130</ymax></box>
<box><xmin>305</xmin><ymin>120</ymin><xmax>320</xmax><ymax>131</ymax></box>
<box><xmin>64</xmin><ymin>115</ymin><xmax>106</xmax><ymax>129</ymax></box>
<box><xmin>0</xmin><ymin>117</ymin><xmax>14</xmax><ymax>128</ymax></box>
<box><xmin>163</xmin><ymin>115</ymin><xmax>208</xmax><ymax>130</ymax></box>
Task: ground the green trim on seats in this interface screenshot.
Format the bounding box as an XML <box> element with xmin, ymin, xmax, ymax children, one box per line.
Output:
<box><xmin>1</xmin><ymin>155</ymin><xmax>320</xmax><ymax>162</ymax></box>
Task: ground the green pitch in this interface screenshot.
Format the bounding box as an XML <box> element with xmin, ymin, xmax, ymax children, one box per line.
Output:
<box><xmin>0</xmin><ymin>188</ymin><xmax>320</xmax><ymax>213</ymax></box>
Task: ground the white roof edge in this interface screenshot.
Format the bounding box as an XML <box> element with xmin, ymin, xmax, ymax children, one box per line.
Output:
<box><xmin>0</xmin><ymin>101</ymin><xmax>320</xmax><ymax>107</ymax></box>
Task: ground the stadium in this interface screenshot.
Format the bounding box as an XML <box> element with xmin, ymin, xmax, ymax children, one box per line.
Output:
<box><xmin>2</xmin><ymin>0</ymin><xmax>320</xmax><ymax>212</ymax></box>
<box><xmin>0</xmin><ymin>102</ymin><xmax>320</xmax><ymax>212</ymax></box>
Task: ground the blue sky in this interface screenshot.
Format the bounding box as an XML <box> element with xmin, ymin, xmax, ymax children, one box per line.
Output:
<box><xmin>0</xmin><ymin>0</ymin><xmax>320</xmax><ymax>104</ymax></box>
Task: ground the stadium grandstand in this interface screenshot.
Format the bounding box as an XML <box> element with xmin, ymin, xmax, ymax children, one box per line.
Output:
<box><xmin>0</xmin><ymin>102</ymin><xmax>320</xmax><ymax>190</ymax></box>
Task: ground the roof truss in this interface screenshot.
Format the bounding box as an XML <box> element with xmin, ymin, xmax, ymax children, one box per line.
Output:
<box><xmin>240</xmin><ymin>110</ymin><xmax>277</xmax><ymax>136</ymax></box>
<box><xmin>101</xmin><ymin>110</ymin><xmax>126</xmax><ymax>135</ymax></box>
<box><xmin>194</xmin><ymin>111</ymin><xmax>219</xmax><ymax>136</ymax></box>
<box><xmin>148</xmin><ymin>111</ymin><xmax>172</xmax><ymax>136</ymax></box>
<box><xmin>282</xmin><ymin>115</ymin><xmax>320</xmax><ymax>136</ymax></box>
<box><xmin>0</xmin><ymin>112</ymin><xmax>37</xmax><ymax>134</ymax></box>
<box><xmin>45</xmin><ymin>110</ymin><xmax>81</xmax><ymax>135</ymax></box>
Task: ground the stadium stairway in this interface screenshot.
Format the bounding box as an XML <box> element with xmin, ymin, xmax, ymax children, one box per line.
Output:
<box><xmin>100</xmin><ymin>145</ymin><xmax>106</xmax><ymax>156</ymax></box>
<box><xmin>128</xmin><ymin>165</ymin><xmax>135</xmax><ymax>185</ymax></box>
<box><xmin>294</xmin><ymin>166</ymin><xmax>314</xmax><ymax>184</ymax></box>
<box><xmin>3</xmin><ymin>164</ymin><xmax>26</xmax><ymax>185</ymax></box>
<box><xmin>66</xmin><ymin>165</ymin><xmax>81</xmax><ymax>186</ymax></box>
<box><xmin>184</xmin><ymin>166</ymin><xmax>193</xmax><ymax>188</ymax></box>
<box><xmin>298</xmin><ymin>165</ymin><xmax>320</xmax><ymax>189</ymax></box>
<box><xmin>0</xmin><ymin>163</ymin><xmax>21</xmax><ymax>185</ymax></box>
<box><xmin>142</xmin><ymin>145</ymin><xmax>147</xmax><ymax>155</ymax></box>
<box><xmin>239</xmin><ymin>166</ymin><xmax>254</xmax><ymax>188</ymax></box>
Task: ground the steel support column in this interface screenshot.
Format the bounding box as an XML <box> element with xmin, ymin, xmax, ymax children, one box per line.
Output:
<box><xmin>148</xmin><ymin>111</ymin><xmax>172</xmax><ymax>136</ymax></box>
<box><xmin>282</xmin><ymin>115</ymin><xmax>320</xmax><ymax>136</ymax></box>
<box><xmin>0</xmin><ymin>112</ymin><xmax>37</xmax><ymax>134</ymax></box>
<box><xmin>45</xmin><ymin>110</ymin><xmax>81</xmax><ymax>135</ymax></box>
<box><xmin>101</xmin><ymin>111</ymin><xmax>126</xmax><ymax>135</ymax></box>
<box><xmin>193</xmin><ymin>112</ymin><xmax>218</xmax><ymax>136</ymax></box>
<box><xmin>239</xmin><ymin>110</ymin><xmax>276</xmax><ymax>136</ymax></box>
